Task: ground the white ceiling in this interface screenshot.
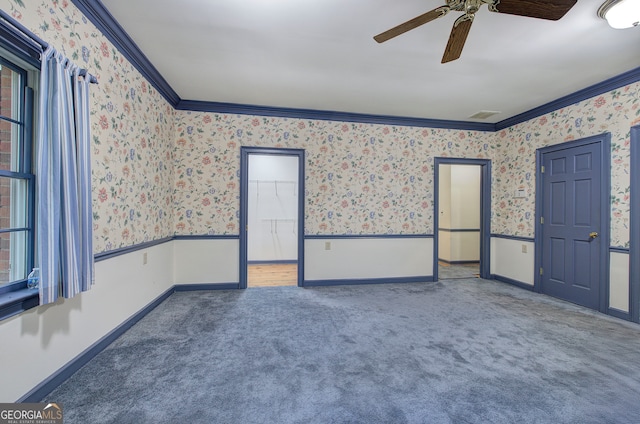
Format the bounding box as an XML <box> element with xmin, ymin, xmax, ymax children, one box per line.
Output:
<box><xmin>100</xmin><ymin>0</ymin><xmax>640</xmax><ymax>123</ymax></box>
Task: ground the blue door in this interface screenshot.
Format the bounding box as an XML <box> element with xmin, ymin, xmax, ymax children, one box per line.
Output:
<box><xmin>541</xmin><ymin>141</ymin><xmax>602</xmax><ymax>309</ymax></box>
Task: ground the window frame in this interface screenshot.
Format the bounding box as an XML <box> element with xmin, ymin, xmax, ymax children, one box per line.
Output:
<box><xmin>0</xmin><ymin>30</ymin><xmax>40</xmax><ymax>320</ymax></box>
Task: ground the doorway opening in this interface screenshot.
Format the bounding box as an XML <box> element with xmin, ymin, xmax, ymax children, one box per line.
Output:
<box><xmin>240</xmin><ymin>147</ymin><xmax>305</xmax><ymax>289</ymax></box>
<box><xmin>434</xmin><ymin>158</ymin><xmax>491</xmax><ymax>281</ymax></box>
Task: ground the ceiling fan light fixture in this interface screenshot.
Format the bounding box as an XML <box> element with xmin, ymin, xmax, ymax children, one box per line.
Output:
<box><xmin>374</xmin><ymin>0</ymin><xmax>578</xmax><ymax>63</ymax></box>
<box><xmin>598</xmin><ymin>0</ymin><xmax>640</xmax><ymax>29</ymax></box>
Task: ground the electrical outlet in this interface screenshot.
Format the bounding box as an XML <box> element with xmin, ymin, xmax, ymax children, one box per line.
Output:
<box><xmin>143</xmin><ymin>252</ymin><xmax>148</xmax><ymax>265</ymax></box>
<box><xmin>521</xmin><ymin>244</ymin><xmax>527</xmax><ymax>253</ymax></box>
<box><xmin>325</xmin><ymin>242</ymin><xmax>331</xmax><ymax>250</ymax></box>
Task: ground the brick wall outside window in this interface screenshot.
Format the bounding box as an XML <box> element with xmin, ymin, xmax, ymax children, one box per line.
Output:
<box><xmin>0</xmin><ymin>66</ymin><xmax>15</xmax><ymax>283</ymax></box>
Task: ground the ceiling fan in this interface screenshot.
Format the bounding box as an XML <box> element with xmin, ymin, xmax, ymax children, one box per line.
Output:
<box><xmin>374</xmin><ymin>0</ymin><xmax>577</xmax><ymax>63</ymax></box>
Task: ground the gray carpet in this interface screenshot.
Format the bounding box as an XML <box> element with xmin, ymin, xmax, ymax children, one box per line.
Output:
<box><xmin>438</xmin><ymin>263</ymin><xmax>479</xmax><ymax>279</ymax></box>
<box><xmin>44</xmin><ymin>279</ymin><xmax>640</xmax><ymax>423</ymax></box>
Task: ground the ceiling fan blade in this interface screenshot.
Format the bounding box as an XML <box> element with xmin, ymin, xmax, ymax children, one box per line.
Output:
<box><xmin>441</xmin><ymin>15</ymin><xmax>474</xmax><ymax>64</ymax></box>
<box><xmin>374</xmin><ymin>6</ymin><xmax>449</xmax><ymax>43</ymax></box>
<box><xmin>491</xmin><ymin>0</ymin><xmax>577</xmax><ymax>20</ymax></box>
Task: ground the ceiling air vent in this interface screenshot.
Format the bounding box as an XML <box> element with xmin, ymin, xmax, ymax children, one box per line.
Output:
<box><xmin>468</xmin><ymin>110</ymin><xmax>501</xmax><ymax>120</ymax></box>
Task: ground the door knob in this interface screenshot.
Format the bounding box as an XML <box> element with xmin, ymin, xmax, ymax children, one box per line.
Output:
<box><xmin>589</xmin><ymin>231</ymin><xmax>599</xmax><ymax>240</ymax></box>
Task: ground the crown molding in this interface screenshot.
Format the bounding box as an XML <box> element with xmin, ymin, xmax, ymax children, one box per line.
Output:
<box><xmin>70</xmin><ymin>0</ymin><xmax>180</xmax><ymax>106</ymax></box>
<box><xmin>176</xmin><ymin>100</ymin><xmax>496</xmax><ymax>131</ymax></box>
<box><xmin>495</xmin><ymin>66</ymin><xmax>640</xmax><ymax>130</ymax></box>
<box><xmin>72</xmin><ymin>0</ymin><xmax>640</xmax><ymax>132</ymax></box>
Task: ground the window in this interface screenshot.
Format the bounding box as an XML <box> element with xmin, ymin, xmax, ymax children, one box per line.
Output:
<box><xmin>0</xmin><ymin>57</ymin><xmax>35</xmax><ymax>288</ymax></box>
<box><xmin>0</xmin><ymin>13</ymin><xmax>96</xmax><ymax>318</ymax></box>
<box><xmin>0</xmin><ymin>29</ymin><xmax>39</xmax><ymax>319</ymax></box>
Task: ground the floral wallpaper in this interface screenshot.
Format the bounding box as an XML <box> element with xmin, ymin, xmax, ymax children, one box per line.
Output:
<box><xmin>175</xmin><ymin>78</ymin><xmax>639</xmax><ymax>247</ymax></box>
<box><xmin>2</xmin><ymin>0</ymin><xmax>638</xmax><ymax>253</ymax></box>
<box><xmin>2</xmin><ymin>0</ymin><xmax>176</xmax><ymax>254</ymax></box>
<box><xmin>173</xmin><ymin>113</ymin><xmax>494</xmax><ymax>236</ymax></box>
<box><xmin>493</xmin><ymin>82</ymin><xmax>640</xmax><ymax>247</ymax></box>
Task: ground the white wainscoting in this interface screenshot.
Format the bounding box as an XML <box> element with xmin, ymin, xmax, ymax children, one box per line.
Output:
<box><xmin>439</xmin><ymin>231</ymin><xmax>480</xmax><ymax>263</ymax></box>
<box><xmin>491</xmin><ymin>237</ymin><xmax>630</xmax><ymax>314</ymax></box>
<box><xmin>0</xmin><ymin>242</ymin><xmax>174</xmax><ymax>402</ymax></box>
<box><xmin>305</xmin><ymin>237</ymin><xmax>433</xmax><ymax>282</ymax></box>
<box><xmin>4</xmin><ymin>237</ymin><xmax>630</xmax><ymax>402</ymax></box>
<box><xmin>490</xmin><ymin>237</ymin><xmax>535</xmax><ymax>286</ymax></box>
<box><xmin>609</xmin><ymin>251</ymin><xmax>630</xmax><ymax>313</ymax></box>
<box><xmin>173</xmin><ymin>239</ymin><xmax>239</xmax><ymax>285</ymax></box>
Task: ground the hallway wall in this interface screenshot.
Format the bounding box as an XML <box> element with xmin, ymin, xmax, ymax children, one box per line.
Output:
<box><xmin>438</xmin><ymin>164</ymin><xmax>481</xmax><ymax>263</ymax></box>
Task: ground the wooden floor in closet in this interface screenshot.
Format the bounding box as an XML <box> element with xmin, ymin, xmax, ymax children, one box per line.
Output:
<box><xmin>248</xmin><ymin>264</ymin><xmax>298</xmax><ymax>287</ymax></box>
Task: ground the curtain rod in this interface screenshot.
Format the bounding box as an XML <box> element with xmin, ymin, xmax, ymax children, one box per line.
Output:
<box><xmin>0</xmin><ymin>9</ymin><xmax>98</xmax><ymax>84</ymax></box>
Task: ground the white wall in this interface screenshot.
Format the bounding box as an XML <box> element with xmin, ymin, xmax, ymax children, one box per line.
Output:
<box><xmin>439</xmin><ymin>165</ymin><xmax>451</xmax><ymax>229</ymax></box>
<box><xmin>305</xmin><ymin>238</ymin><xmax>433</xmax><ymax>281</ymax></box>
<box><xmin>451</xmin><ymin>165</ymin><xmax>481</xmax><ymax>230</ymax></box>
<box><xmin>173</xmin><ymin>237</ymin><xmax>434</xmax><ymax>284</ymax></box>
<box><xmin>449</xmin><ymin>232</ymin><xmax>481</xmax><ymax>261</ymax></box>
<box><xmin>490</xmin><ymin>237</ymin><xmax>535</xmax><ymax>286</ymax></box>
<box><xmin>491</xmin><ymin>239</ymin><xmax>630</xmax><ymax>315</ymax></box>
<box><xmin>438</xmin><ymin>164</ymin><xmax>481</xmax><ymax>262</ymax></box>
<box><xmin>609</xmin><ymin>252</ymin><xmax>629</xmax><ymax>312</ymax></box>
<box><xmin>0</xmin><ymin>242</ymin><xmax>174</xmax><ymax>402</ymax></box>
<box><xmin>438</xmin><ymin>231</ymin><xmax>452</xmax><ymax>262</ymax></box>
<box><xmin>248</xmin><ymin>155</ymin><xmax>298</xmax><ymax>262</ymax></box>
<box><xmin>173</xmin><ymin>237</ymin><xmax>434</xmax><ymax>285</ymax></box>
<box><xmin>173</xmin><ymin>239</ymin><xmax>239</xmax><ymax>285</ymax></box>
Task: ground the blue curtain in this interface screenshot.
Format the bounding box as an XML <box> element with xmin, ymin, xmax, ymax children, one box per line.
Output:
<box><xmin>37</xmin><ymin>46</ymin><xmax>94</xmax><ymax>305</ymax></box>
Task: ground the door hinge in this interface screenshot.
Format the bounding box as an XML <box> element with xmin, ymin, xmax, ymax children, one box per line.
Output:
<box><xmin>540</xmin><ymin>217</ymin><xmax>544</xmax><ymax>224</ymax></box>
<box><xmin>541</xmin><ymin>165</ymin><xmax>545</xmax><ymax>174</ymax></box>
<box><xmin>539</xmin><ymin>267</ymin><xmax>543</xmax><ymax>275</ymax></box>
